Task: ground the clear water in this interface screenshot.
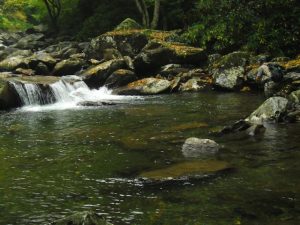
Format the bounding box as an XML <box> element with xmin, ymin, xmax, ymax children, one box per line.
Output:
<box><xmin>0</xmin><ymin>92</ymin><xmax>299</xmax><ymax>225</ymax></box>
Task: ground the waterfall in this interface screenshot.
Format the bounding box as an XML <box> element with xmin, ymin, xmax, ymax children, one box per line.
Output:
<box><xmin>11</xmin><ymin>75</ymin><xmax>141</xmax><ymax>111</ymax></box>
<box><xmin>11</xmin><ymin>82</ymin><xmax>49</xmax><ymax>105</ymax></box>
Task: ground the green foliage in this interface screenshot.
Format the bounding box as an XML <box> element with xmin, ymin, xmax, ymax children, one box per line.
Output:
<box><xmin>182</xmin><ymin>0</ymin><xmax>300</xmax><ymax>56</ymax></box>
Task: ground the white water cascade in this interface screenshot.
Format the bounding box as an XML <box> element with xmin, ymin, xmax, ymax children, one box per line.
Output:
<box><xmin>11</xmin><ymin>75</ymin><xmax>140</xmax><ymax>112</ymax></box>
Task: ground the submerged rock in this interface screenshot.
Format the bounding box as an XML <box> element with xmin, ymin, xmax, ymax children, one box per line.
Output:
<box><xmin>246</xmin><ymin>97</ymin><xmax>289</xmax><ymax>124</ymax></box>
<box><xmin>139</xmin><ymin>160</ymin><xmax>230</xmax><ymax>181</ymax></box>
<box><xmin>77</xmin><ymin>101</ymin><xmax>117</xmax><ymax>107</ymax></box>
<box><xmin>114</xmin><ymin>78</ymin><xmax>171</xmax><ymax>95</ymax></box>
<box><xmin>182</xmin><ymin>138</ymin><xmax>219</xmax><ymax>158</ymax></box>
<box><xmin>49</xmin><ymin>211</ymin><xmax>112</xmax><ymax>225</ymax></box>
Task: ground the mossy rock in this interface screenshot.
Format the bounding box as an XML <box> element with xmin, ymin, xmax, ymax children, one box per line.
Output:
<box><xmin>139</xmin><ymin>160</ymin><xmax>231</xmax><ymax>181</ymax></box>
<box><xmin>114</xmin><ymin>18</ymin><xmax>142</xmax><ymax>31</ymax></box>
<box><xmin>211</xmin><ymin>51</ymin><xmax>251</xmax><ymax>70</ymax></box>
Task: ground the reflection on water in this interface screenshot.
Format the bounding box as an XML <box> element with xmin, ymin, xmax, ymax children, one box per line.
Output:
<box><xmin>0</xmin><ymin>92</ymin><xmax>299</xmax><ymax>225</ymax></box>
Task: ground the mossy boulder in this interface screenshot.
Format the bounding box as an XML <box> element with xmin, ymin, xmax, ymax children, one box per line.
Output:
<box><xmin>114</xmin><ymin>18</ymin><xmax>142</xmax><ymax>31</ymax></box>
<box><xmin>81</xmin><ymin>59</ymin><xmax>127</xmax><ymax>88</ymax></box>
<box><xmin>139</xmin><ymin>160</ymin><xmax>231</xmax><ymax>182</ymax></box>
<box><xmin>113</xmin><ymin>78</ymin><xmax>171</xmax><ymax>95</ymax></box>
<box><xmin>210</xmin><ymin>51</ymin><xmax>251</xmax><ymax>70</ymax></box>
<box><xmin>133</xmin><ymin>41</ymin><xmax>206</xmax><ymax>73</ymax></box>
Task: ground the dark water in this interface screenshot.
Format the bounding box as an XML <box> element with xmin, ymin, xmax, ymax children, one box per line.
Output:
<box><xmin>0</xmin><ymin>92</ymin><xmax>299</xmax><ymax>225</ymax></box>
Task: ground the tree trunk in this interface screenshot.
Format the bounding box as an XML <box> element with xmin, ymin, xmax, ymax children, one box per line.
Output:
<box><xmin>134</xmin><ymin>0</ymin><xmax>149</xmax><ymax>27</ymax></box>
<box><xmin>151</xmin><ymin>0</ymin><xmax>160</xmax><ymax>29</ymax></box>
<box><xmin>43</xmin><ymin>0</ymin><xmax>61</xmax><ymax>31</ymax></box>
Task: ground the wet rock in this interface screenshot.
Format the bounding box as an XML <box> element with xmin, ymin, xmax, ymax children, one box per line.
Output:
<box><xmin>246</xmin><ymin>97</ymin><xmax>289</xmax><ymax>124</ymax></box>
<box><xmin>49</xmin><ymin>211</ymin><xmax>112</xmax><ymax>225</ymax></box>
<box><xmin>182</xmin><ymin>138</ymin><xmax>219</xmax><ymax>158</ymax></box>
<box><xmin>114</xmin><ymin>18</ymin><xmax>142</xmax><ymax>31</ymax></box>
<box><xmin>212</xmin><ymin>66</ymin><xmax>245</xmax><ymax>90</ymax></box>
<box><xmin>53</xmin><ymin>58</ymin><xmax>85</xmax><ymax>76</ymax></box>
<box><xmin>139</xmin><ymin>160</ymin><xmax>230</xmax><ymax>182</ymax></box>
<box><xmin>81</xmin><ymin>59</ymin><xmax>127</xmax><ymax>88</ymax></box>
<box><xmin>218</xmin><ymin>120</ymin><xmax>252</xmax><ymax>135</ymax></box>
<box><xmin>246</xmin><ymin>124</ymin><xmax>266</xmax><ymax>136</ymax></box>
<box><xmin>0</xmin><ymin>81</ymin><xmax>21</xmax><ymax>110</ymax></box>
<box><xmin>104</xmin><ymin>69</ymin><xmax>137</xmax><ymax>89</ymax></box>
<box><xmin>114</xmin><ymin>78</ymin><xmax>171</xmax><ymax>95</ymax></box>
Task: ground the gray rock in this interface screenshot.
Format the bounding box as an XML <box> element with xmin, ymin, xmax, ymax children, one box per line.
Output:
<box><xmin>246</xmin><ymin>97</ymin><xmax>289</xmax><ymax>124</ymax></box>
<box><xmin>182</xmin><ymin>138</ymin><xmax>219</xmax><ymax>158</ymax></box>
<box><xmin>213</xmin><ymin>66</ymin><xmax>245</xmax><ymax>90</ymax></box>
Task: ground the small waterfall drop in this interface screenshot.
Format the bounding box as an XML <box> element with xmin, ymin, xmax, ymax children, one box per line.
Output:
<box><xmin>12</xmin><ymin>75</ymin><xmax>141</xmax><ymax>111</ymax></box>
<box><xmin>11</xmin><ymin>82</ymin><xmax>48</xmax><ymax>105</ymax></box>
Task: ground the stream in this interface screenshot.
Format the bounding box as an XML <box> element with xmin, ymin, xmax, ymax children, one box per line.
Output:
<box><xmin>0</xmin><ymin>91</ymin><xmax>299</xmax><ymax>225</ymax></box>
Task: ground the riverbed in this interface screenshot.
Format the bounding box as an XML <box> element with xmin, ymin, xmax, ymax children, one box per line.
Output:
<box><xmin>0</xmin><ymin>92</ymin><xmax>299</xmax><ymax>225</ymax></box>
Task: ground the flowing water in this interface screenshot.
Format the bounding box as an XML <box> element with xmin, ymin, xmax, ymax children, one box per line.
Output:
<box><xmin>0</xmin><ymin>87</ymin><xmax>299</xmax><ymax>224</ymax></box>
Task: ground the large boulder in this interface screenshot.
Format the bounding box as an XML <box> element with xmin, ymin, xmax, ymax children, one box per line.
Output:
<box><xmin>114</xmin><ymin>18</ymin><xmax>142</xmax><ymax>31</ymax></box>
<box><xmin>113</xmin><ymin>78</ymin><xmax>171</xmax><ymax>95</ymax></box>
<box><xmin>53</xmin><ymin>58</ymin><xmax>86</xmax><ymax>76</ymax></box>
<box><xmin>85</xmin><ymin>30</ymin><xmax>149</xmax><ymax>59</ymax></box>
<box><xmin>104</xmin><ymin>69</ymin><xmax>137</xmax><ymax>89</ymax></box>
<box><xmin>212</xmin><ymin>66</ymin><xmax>245</xmax><ymax>90</ymax></box>
<box><xmin>80</xmin><ymin>59</ymin><xmax>127</xmax><ymax>88</ymax></box>
<box><xmin>50</xmin><ymin>211</ymin><xmax>112</xmax><ymax>225</ymax></box>
<box><xmin>209</xmin><ymin>51</ymin><xmax>251</xmax><ymax>70</ymax></box>
<box><xmin>246</xmin><ymin>97</ymin><xmax>289</xmax><ymax>124</ymax></box>
<box><xmin>182</xmin><ymin>138</ymin><xmax>219</xmax><ymax>158</ymax></box>
<box><xmin>133</xmin><ymin>41</ymin><xmax>206</xmax><ymax>74</ymax></box>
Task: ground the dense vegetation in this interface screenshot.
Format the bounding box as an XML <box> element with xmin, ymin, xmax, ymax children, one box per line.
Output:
<box><xmin>0</xmin><ymin>0</ymin><xmax>299</xmax><ymax>56</ymax></box>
